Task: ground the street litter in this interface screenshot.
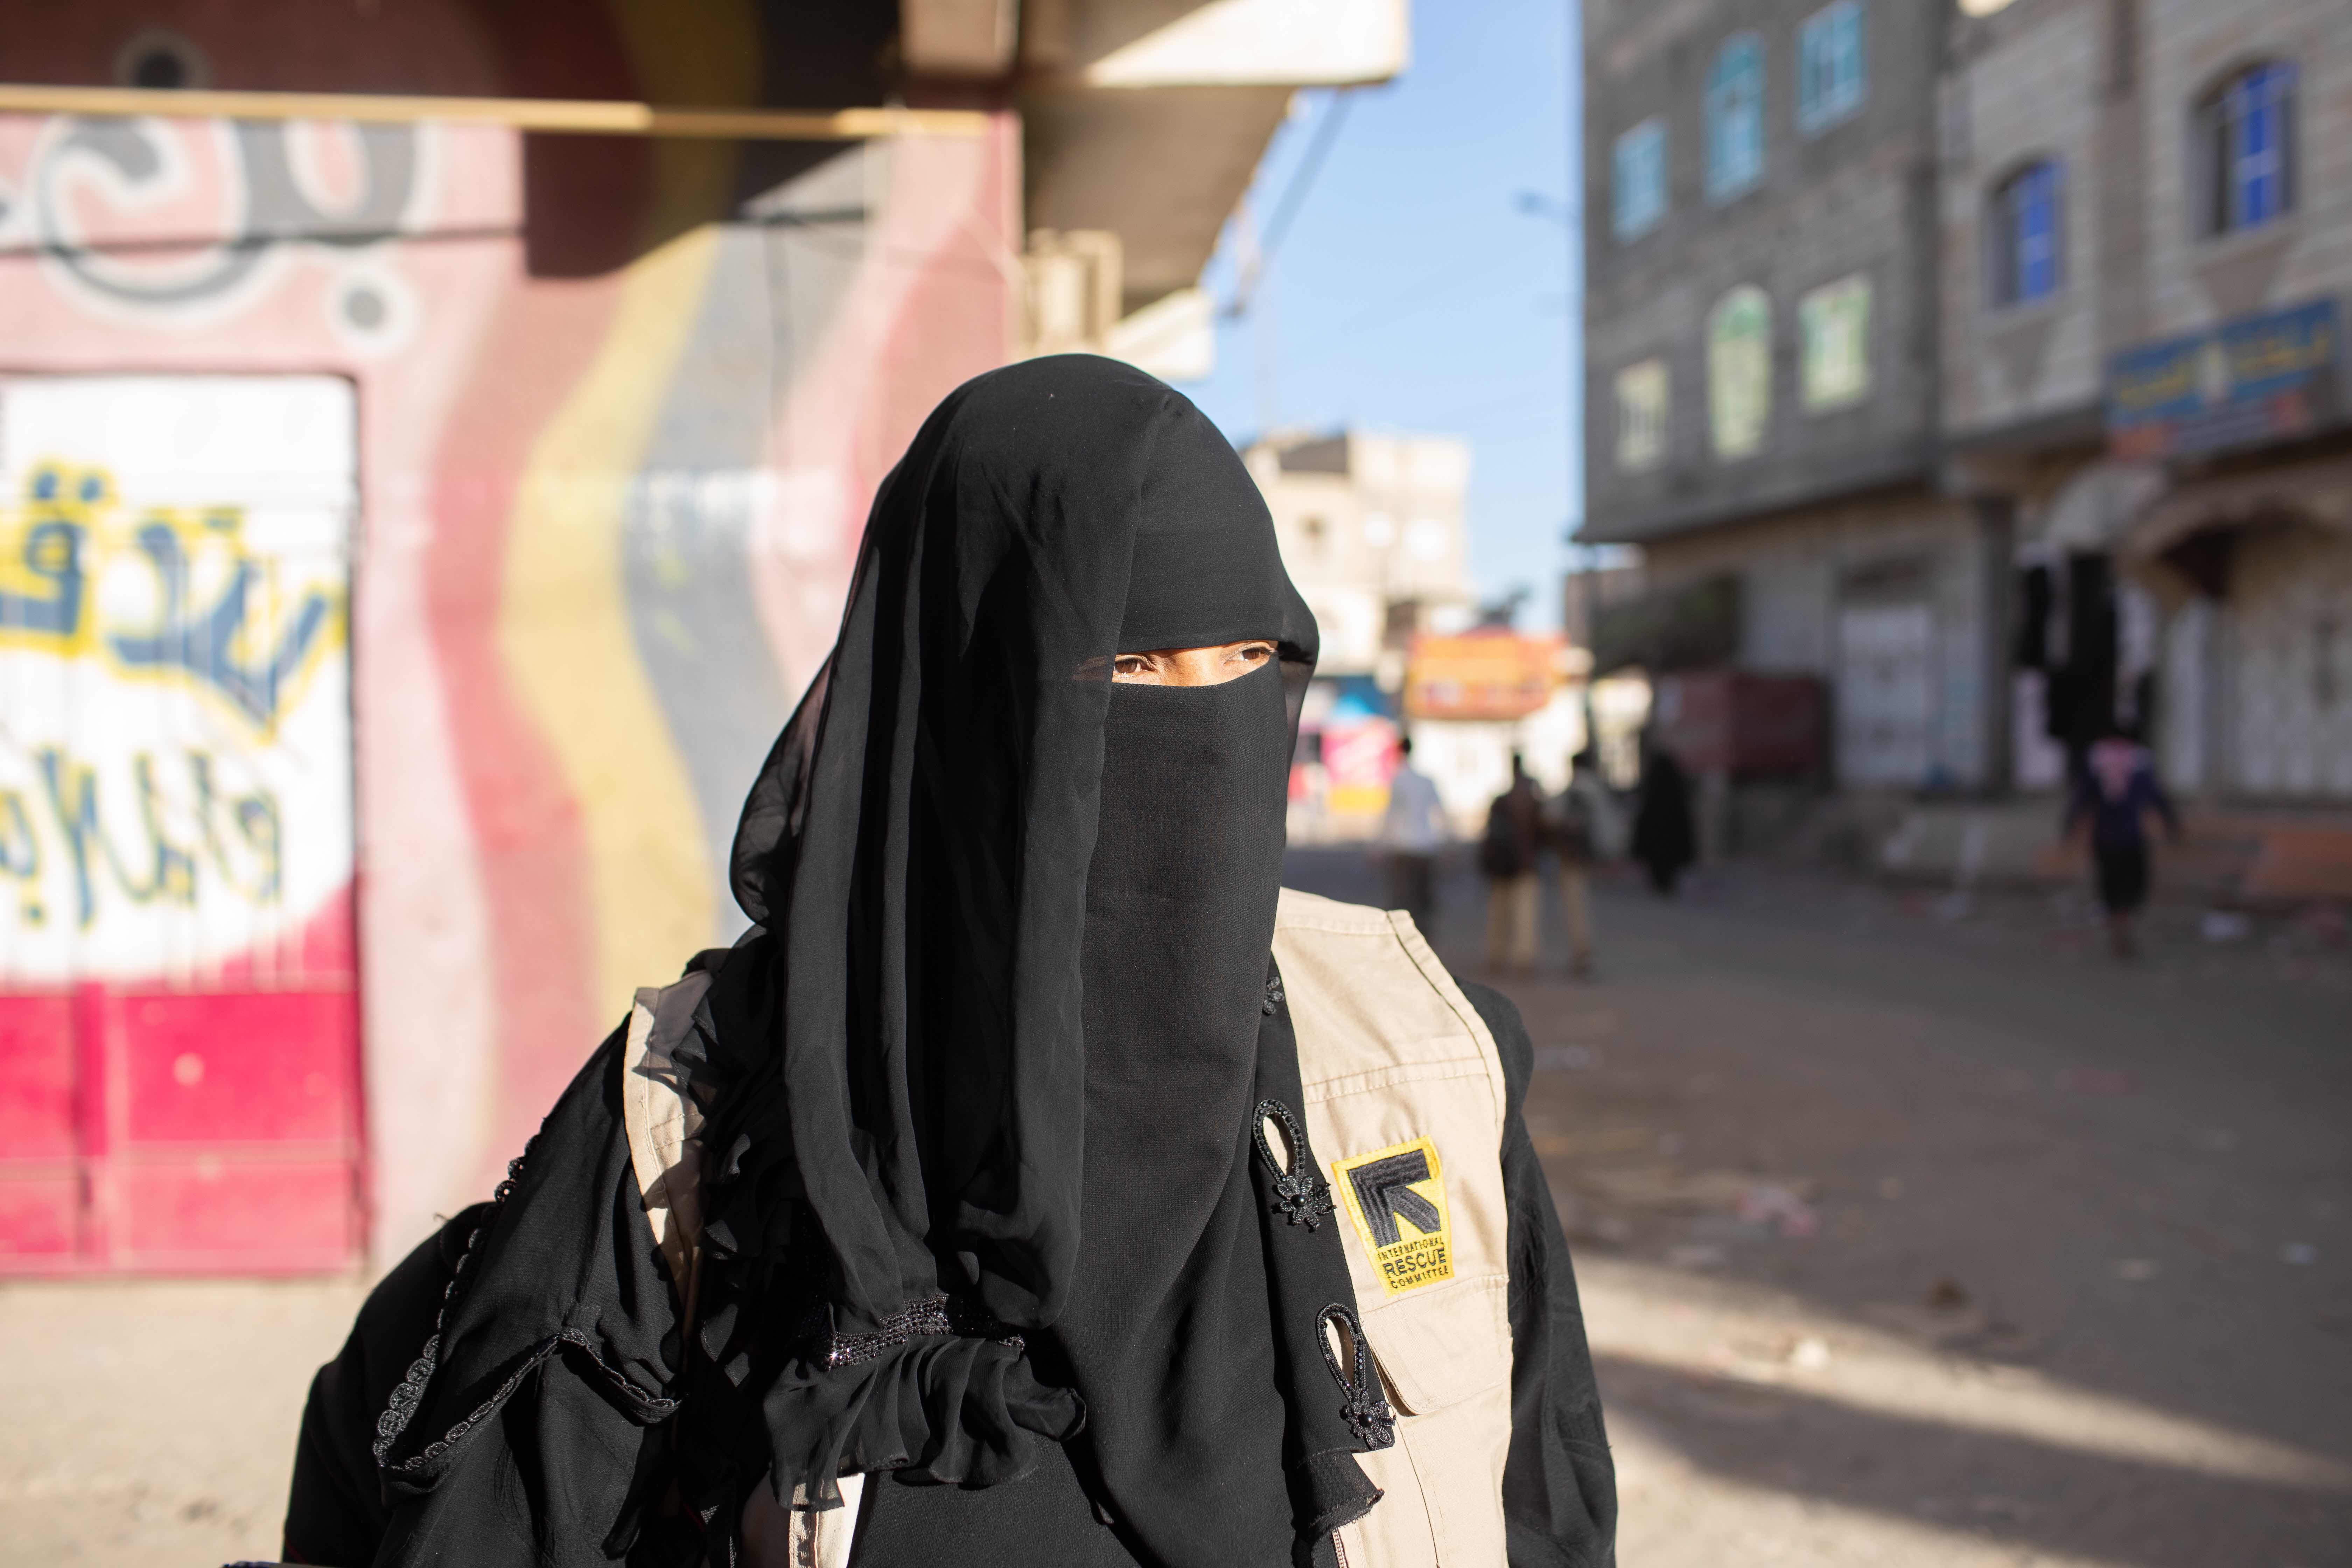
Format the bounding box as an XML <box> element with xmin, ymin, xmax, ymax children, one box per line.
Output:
<box><xmin>2057</xmin><ymin>1066</ymin><xmax>2134</xmax><ymax>1096</ymax></box>
<box><xmin>1534</xmin><ymin>1127</ymin><xmax>1651</xmax><ymax>1157</ymax></box>
<box><xmin>2199</xmin><ymin>910</ymin><xmax>2253</xmax><ymax>943</ymax></box>
<box><xmin>1735</xmin><ymin>1182</ymin><xmax>1818</xmax><ymax>1238</ymax></box>
<box><xmin>2295</xmin><ymin>904</ymin><xmax>2348</xmax><ymax>944</ymax></box>
<box><xmin>2113</xmin><ymin>1258</ymin><xmax>2158</xmax><ymax>1281</ymax></box>
<box><xmin>1666</xmin><ymin>1242</ymin><xmax>1726</xmax><ymax>1270</ymax></box>
<box><xmin>1784</xmin><ymin>1335</ymin><xmax>1832</xmax><ymax>1370</ymax></box>
<box><xmin>1537</xmin><ymin>1044</ymin><xmax>1602</xmax><ymax>1071</ymax></box>
<box><xmin>2282</xmin><ymin>1242</ymin><xmax>2319</xmax><ymax>1265</ymax></box>
<box><xmin>1970</xmin><ymin>1496</ymin><xmax>2033</xmax><ymax>1523</ymax></box>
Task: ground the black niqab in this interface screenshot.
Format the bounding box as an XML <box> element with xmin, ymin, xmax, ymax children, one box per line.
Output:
<box><xmin>685</xmin><ymin>355</ymin><xmax>1375</xmax><ymax>1564</ymax></box>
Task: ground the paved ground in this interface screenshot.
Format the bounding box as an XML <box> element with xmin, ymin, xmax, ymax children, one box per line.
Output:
<box><xmin>3</xmin><ymin>854</ymin><xmax>2346</xmax><ymax>1567</ymax></box>
<box><xmin>0</xmin><ymin>1274</ymin><xmax>366</xmax><ymax>1565</ymax></box>
<box><xmin>1288</xmin><ymin>849</ymin><xmax>2351</xmax><ymax>1568</ymax></box>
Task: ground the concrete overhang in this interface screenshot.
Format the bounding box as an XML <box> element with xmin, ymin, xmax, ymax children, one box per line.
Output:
<box><xmin>1940</xmin><ymin>402</ymin><xmax>2106</xmax><ymax>463</ymax></box>
<box><xmin>1578</xmin><ymin>448</ymin><xmax>1936</xmax><ymax>548</ymax></box>
<box><xmin>1004</xmin><ymin>0</ymin><xmax>1408</xmax><ymax>314</ymax></box>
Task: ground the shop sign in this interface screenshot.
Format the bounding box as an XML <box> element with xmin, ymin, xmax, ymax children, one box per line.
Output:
<box><xmin>0</xmin><ymin>376</ymin><xmax>362</xmax><ymax>1275</ymax></box>
<box><xmin>2107</xmin><ymin>298</ymin><xmax>2339</xmax><ymax>460</ymax></box>
<box><xmin>1403</xmin><ymin>632</ymin><xmax>1565</xmax><ymax>721</ymax></box>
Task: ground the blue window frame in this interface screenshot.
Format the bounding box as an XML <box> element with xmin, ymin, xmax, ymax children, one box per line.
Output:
<box><xmin>1613</xmin><ymin>119</ymin><xmax>1668</xmax><ymax>240</ymax></box>
<box><xmin>2199</xmin><ymin>61</ymin><xmax>2296</xmax><ymax>236</ymax></box>
<box><xmin>1797</xmin><ymin>1</ymin><xmax>1866</xmax><ymax>132</ymax></box>
<box><xmin>1990</xmin><ymin>160</ymin><xmax>2062</xmax><ymax>306</ymax></box>
<box><xmin>1706</xmin><ymin>34</ymin><xmax>1765</xmax><ymax>202</ymax></box>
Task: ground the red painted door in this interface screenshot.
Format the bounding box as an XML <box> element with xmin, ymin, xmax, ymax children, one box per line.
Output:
<box><xmin>0</xmin><ymin>376</ymin><xmax>363</xmax><ymax>1274</ymax></box>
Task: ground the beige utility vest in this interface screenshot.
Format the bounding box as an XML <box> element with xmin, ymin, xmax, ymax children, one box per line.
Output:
<box><xmin>622</xmin><ymin>887</ymin><xmax>1513</xmax><ymax>1568</ymax></box>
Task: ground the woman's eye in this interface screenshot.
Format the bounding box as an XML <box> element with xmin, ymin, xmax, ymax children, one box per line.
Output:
<box><xmin>1114</xmin><ymin>657</ymin><xmax>1147</xmax><ymax>677</ymax></box>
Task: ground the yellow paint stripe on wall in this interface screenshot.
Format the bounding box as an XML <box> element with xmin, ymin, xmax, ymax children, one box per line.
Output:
<box><xmin>499</xmin><ymin>226</ymin><xmax>724</xmax><ymax>1024</ymax></box>
<box><xmin>499</xmin><ymin>0</ymin><xmax>762</xmax><ymax>1026</ymax></box>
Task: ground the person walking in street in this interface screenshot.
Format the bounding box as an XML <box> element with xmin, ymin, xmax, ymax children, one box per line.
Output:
<box><xmin>1549</xmin><ymin>749</ymin><xmax>1614</xmax><ymax>978</ymax></box>
<box><xmin>1480</xmin><ymin>753</ymin><xmax>1545</xmax><ymax>975</ymax></box>
<box><xmin>281</xmin><ymin>357</ymin><xmax>1614</xmax><ymax>1568</ymax></box>
<box><xmin>1379</xmin><ymin>733</ymin><xmax>1447</xmax><ymax>936</ymax></box>
<box><xmin>2066</xmin><ymin>726</ymin><xmax>2180</xmax><ymax>959</ymax></box>
<box><xmin>1631</xmin><ymin>743</ymin><xmax>1696</xmax><ymax>897</ymax></box>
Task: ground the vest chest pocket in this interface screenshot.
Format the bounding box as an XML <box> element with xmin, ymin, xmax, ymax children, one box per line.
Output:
<box><xmin>1312</xmin><ymin>1079</ymin><xmax>1514</xmax><ymax>1568</ymax></box>
<box><xmin>1311</xmin><ymin>1069</ymin><xmax>1514</xmax><ymax>1413</ymax></box>
<box><xmin>1277</xmin><ymin>891</ymin><xmax>1516</xmax><ymax>1567</ymax></box>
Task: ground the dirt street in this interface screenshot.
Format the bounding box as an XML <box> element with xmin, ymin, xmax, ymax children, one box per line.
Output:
<box><xmin>1295</xmin><ymin>848</ymin><xmax>2350</xmax><ymax>1568</ymax></box>
<box><xmin>4</xmin><ymin>855</ymin><xmax>2346</xmax><ymax>1567</ymax></box>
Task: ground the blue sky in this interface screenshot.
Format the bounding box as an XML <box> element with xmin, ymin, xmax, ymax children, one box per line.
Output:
<box><xmin>1184</xmin><ymin>0</ymin><xmax>1583</xmax><ymax>630</ymax></box>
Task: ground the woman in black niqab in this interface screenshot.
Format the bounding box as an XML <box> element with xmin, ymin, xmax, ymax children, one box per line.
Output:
<box><xmin>702</xmin><ymin>350</ymin><xmax>1370</xmax><ymax>1561</ymax></box>
<box><xmin>347</xmin><ymin>354</ymin><xmax>1384</xmax><ymax>1568</ymax></box>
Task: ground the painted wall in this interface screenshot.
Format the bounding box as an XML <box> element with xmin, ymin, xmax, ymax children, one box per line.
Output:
<box><xmin>0</xmin><ymin>0</ymin><xmax>1017</xmax><ymax>1269</ymax></box>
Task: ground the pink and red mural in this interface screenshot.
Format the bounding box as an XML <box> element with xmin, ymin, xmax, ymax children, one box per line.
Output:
<box><xmin>0</xmin><ymin>1</ymin><xmax>1018</xmax><ymax>1273</ymax></box>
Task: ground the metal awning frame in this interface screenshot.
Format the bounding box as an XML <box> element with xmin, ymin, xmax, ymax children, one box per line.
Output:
<box><xmin>0</xmin><ymin>83</ymin><xmax>992</xmax><ymax>140</ymax></box>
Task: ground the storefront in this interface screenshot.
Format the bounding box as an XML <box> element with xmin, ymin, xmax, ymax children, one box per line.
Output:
<box><xmin>0</xmin><ymin>21</ymin><xmax>1020</xmax><ymax>1273</ymax></box>
<box><xmin>2105</xmin><ymin>298</ymin><xmax>2352</xmax><ymax>803</ymax></box>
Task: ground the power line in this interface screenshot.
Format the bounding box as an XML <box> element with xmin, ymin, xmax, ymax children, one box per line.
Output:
<box><xmin>1255</xmin><ymin>246</ymin><xmax>1528</xmax><ymax>370</ymax></box>
<box><xmin>1226</xmin><ymin>89</ymin><xmax>1356</xmax><ymax>318</ymax></box>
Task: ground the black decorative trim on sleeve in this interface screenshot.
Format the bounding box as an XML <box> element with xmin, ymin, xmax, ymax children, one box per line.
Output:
<box><xmin>1317</xmin><ymin>1303</ymin><xmax>1395</xmax><ymax>1451</ymax></box>
<box><xmin>806</xmin><ymin>1295</ymin><xmax>1027</xmax><ymax>1370</ymax></box>
<box><xmin>1252</xmin><ymin>1098</ymin><xmax>1336</xmax><ymax>1230</ymax></box>
<box><xmin>371</xmin><ymin>1140</ymin><xmax>535</xmax><ymax>1469</ymax></box>
<box><xmin>369</xmin><ymin>1136</ymin><xmax>682</xmax><ymax>1478</ymax></box>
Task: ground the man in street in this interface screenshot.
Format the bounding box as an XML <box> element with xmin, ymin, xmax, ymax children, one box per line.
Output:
<box><xmin>1632</xmin><ymin>743</ymin><xmax>1696</xmax><ymax>897</ymax></box>
<box><xmin>2065</xmin><ymin>726</ymin><xmax>2180</xmax><ymax>959</ymax></box>
<box><xmin>1379</xmin><ymin>734</ymin><xmax>1447</xmax><ymax>936</ymax></box>
<box><xmin>1549</xmin><ymin>749</ymin><xmax>1615</xmax><ymax>978</ymax></box>
<box><xmin>1480</xmin><ymin>753</ymin><xmax>1545</xmax><ymax>975</ymax></box>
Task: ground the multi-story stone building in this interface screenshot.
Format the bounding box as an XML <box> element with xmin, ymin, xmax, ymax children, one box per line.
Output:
<box><xmin>1244</xmin><ymin>430</ymin><xmax>1476</xmax><ymax>682</ymax></box>
<box><xmin>1585</xmin><ymin>0</ymin><xmax>2352</xmax><ymax>812</ymax></box>
<box><xmin>1582</xmin><ymin>0</ymin><xmax>2004</xmax><ymax>793</ymax></box>
<box><xmin>1942</xmin><ymin>0</ymin><xmax>2352</xmax><ymax>803</ymax></box>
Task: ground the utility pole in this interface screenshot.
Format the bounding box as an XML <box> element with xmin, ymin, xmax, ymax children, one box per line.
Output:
<box><xmin>1514</xmin><ymin>0</ymin><xmax>1592</xmax><ymax>762</ymax></box>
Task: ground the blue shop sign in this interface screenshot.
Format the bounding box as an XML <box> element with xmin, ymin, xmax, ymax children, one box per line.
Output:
<box><xmin>2106</xmin><ymin>297</ymin><xmax>2339</xmax><ymax>460</ymax></box>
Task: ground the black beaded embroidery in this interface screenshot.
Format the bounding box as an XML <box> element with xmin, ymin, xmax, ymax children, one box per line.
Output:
<box><xmin>1262</xmin><ymin>969</ymin><xmax>1286</xmax><ymax>1015</ymax></box>
<box><xmin>810</xmin><ymin>1295</ymin><xmax>1026</xmax><ymax>1369</ymax></box>
<box><xmin>1317</xmin><ymin>1303</ymin><xmax>1395</xmax><ymax>1451</ymax></box>
<box><xmin>1251</xmin><ymin>1097</ymin><xmax>1335</xmax><ymax>1228</ymax></box>
<box><xmin>373</xmin><ymin>1140</ymin><xmax>535</xmax><ymax>1468</ymax></box>
<box><xmin>370</xmin><ymin>1135</ymin><xmax>675</xmax><ymax>1474</ymax></box>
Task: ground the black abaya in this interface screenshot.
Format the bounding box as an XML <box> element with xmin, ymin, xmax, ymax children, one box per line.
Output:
<box><xmin>288</xmin><ymin>356</ymin><xmax>1616</xmax><ymax>1568</ymax></box>
<box><xmin>286</xmin><ymin>988</ymin><xmax>1619</xmax><ymax>1568</ymax></box>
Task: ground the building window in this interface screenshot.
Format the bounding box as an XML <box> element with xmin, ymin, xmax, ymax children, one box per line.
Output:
<box><xmin>1706</xmin><ymin>35</ymin><xmax>1765</xmax><ymax>202</ymax></box>
<box><xmin>1613</xmin><ymin>118</ymin><xmax>1668</xmax><ymax>240</ymax></box>
<box><xmin>1988</xmin><ymin>160</ymin><xmax>2063</xmax><ymax>306</ymax></box>
<box><xmin>1614</xmin><ymin>359</ymin><xmax>1670</xmax><ymax>471</ymax></box>
<box><xmin>2196</xmin><ymin>61</ymin><xmax>2296</xmax><ymax>237</ymax></box>
<box><xmin>1707</xmin><ymin>286</ymin><xmax>1772</xmax><ymax>458</ymax></box>
<box><xmin>1797</xmin><ymin>1</ymin><xmax>1867</xmax><ymax>132</ymax></box>
<box><xmin>1800</xmin><ymin>273</ymin><xmax>1872</xmax><ymax>409</ymax></box>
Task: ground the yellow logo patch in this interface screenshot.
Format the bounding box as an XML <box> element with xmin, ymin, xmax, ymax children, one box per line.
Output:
<box><xmin>1331</xmin><ymin>1135</ymin><xmax>1453</xmax><ymax>1295</ymax></box>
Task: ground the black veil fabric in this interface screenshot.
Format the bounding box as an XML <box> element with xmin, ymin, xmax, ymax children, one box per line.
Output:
<box><xmin>676</xmin><ymin>354</ymin><xmax>1373</xmax><ymax>1564</ymax></box>
<box><xmin>312</xmin><ymin>355</ymin><xmax>1630</xmax><ymax>1568</ymax></box>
